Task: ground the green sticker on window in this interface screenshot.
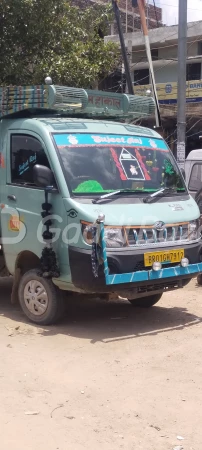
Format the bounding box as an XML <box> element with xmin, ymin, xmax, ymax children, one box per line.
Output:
<box><xmin>74</xmin><ymin>180</ymin><xmax>104</xmax><ymax>193</ymax></box>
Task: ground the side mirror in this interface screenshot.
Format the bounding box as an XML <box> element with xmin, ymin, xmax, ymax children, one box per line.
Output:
<box><xmin>180</xmin><ymin>168</ymin><xmax>186</xmax><ymax>180</ymax></box>
<box><xmin>33</xmin><ymin>164</ymin><xmax>54</xmax><ymax>188</ymax></box>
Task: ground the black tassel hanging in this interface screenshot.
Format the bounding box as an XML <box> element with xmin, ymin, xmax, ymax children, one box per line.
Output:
<box><xmin>39</xmin><ymin>188</ymin><xmax>60</xmax><ymax>278</ymax></box>
<box><xmin>90</xmin><ymin>225</ymin><xmax>103</xmax><ymax>278</ymax></box>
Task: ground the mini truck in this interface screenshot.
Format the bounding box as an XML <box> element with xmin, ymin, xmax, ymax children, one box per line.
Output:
<box><xmin>0</xmin><ymin>82</ymin><xmax>202</xmax><ymax>325</ymax></box>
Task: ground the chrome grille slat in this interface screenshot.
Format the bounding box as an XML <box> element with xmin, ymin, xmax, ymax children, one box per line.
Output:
<box><xmin>152</xmin><ymin>229</ymin><xmax>157</xmax><ymax>243</ymax></box>
<box><xmin>133</xmin><ymin>230</ymin><xmax>138</xmax><ymax>243</ymax></box>
<box><xmin>143</xmin><ymin>229</ymin><xmax>147</xmax><ymax>242</ymax></box>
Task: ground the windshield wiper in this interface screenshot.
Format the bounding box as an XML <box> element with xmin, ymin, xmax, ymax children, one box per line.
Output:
<box><xmin>92</xmin><ymin>187</ymin><xmax>184</xmax><ymax>204</ymax></box>
<box><xmin>143</xmin><ymin>187</ymin><xmax>179</xmax><ymax>204</ymax></box>
<box><xmin>92</xmin><ymin>189</ymin><xmax>143</xmax><ymax>204</ymax></box>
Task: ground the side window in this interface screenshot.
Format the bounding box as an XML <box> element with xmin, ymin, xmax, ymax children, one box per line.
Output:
<box><xmin>11</xmin><ymin>135</ymin><xmax>50</xmax><ymax>185</ymax></box>
<box><xmin>189</xmin><ymin>163</ymin><xmax>202</xmax><ymax>191</ymax></box>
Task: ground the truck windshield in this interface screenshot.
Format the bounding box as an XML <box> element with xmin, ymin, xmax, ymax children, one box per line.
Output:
<box><xmin>53</xmin><ymin>133</ymin><xmax>186</xmax><ymax>196</ymax></box>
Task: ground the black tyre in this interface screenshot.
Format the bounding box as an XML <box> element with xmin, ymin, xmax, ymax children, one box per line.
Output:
<box><xmin>197</xmin><ymin>273</ymin><xmax>202</xmax><ymax>285</ymax></box>
<box><xmin>18</xmin><ymin>269</ymin><xmax>64</xmax><ymax>325</ymax></box>
<box><xmin>129</xmin><ymin>293</ymin><xmax>163</xmax><ymax>308</ymax></box>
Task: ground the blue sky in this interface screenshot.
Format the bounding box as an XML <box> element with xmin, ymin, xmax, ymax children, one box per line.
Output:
<box><xmin>154</xmin><ymin>0</ymin><xmax>202</xmax><ymax>25</ymax></box>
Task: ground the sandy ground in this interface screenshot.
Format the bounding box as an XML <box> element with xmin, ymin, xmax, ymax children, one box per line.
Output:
<box><xmin>0</xmin><ymin>278</ymin><xmax>201</xmax><ymax>450</ymax></box>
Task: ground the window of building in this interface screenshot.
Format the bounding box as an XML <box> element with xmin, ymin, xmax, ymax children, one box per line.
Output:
<box><xmin>151</xmin><ymin>48</ymin><xmax>158</xmax><ymax>60</ymax></box>
<box><xmin>198</xmin><ymin>41</ymin><xmax>202</xmax><ymax>56</ymax></box>
<box><xmin>11</xmin><ymin>134</ymin><xmax>50</xmax><ymax>185</ymax></box>
<box><xmin>134</xmin><ymin>69</ymin><xmax>150</xmax><ymax>85</ymax></box>
<box><xmin>188</xmin><ymin>163</ymin><xmax>202</xmax><ymax>191</ymax></box>
<box><xmin>99</xmin><ymin>70</ymin><xmax>126</xmax><ymax>93</ymax></box>
<box><xmin>186</xmin><ymin>63</ymin><xmax>201</xmax><ymax>81</ymax></box>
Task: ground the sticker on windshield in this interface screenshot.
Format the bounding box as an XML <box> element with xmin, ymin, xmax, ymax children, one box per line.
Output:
<box><xmin>119</xmin><ymin>148</ymin><xmax>145</xmax><ymax>180</ymax></box>
<box><xmin>53</xmin><ymin>133</ymin><xmax>169</xmax><ymax>151</ymax></box>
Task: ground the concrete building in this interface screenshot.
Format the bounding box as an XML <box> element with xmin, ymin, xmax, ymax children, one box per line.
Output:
<box><xmin>74</xmin><ymin>0</ymin><xmax>162</xmax><ymax>93</ymax></box>
<box><xmin>105</xmin><ymin>21</ymin><xmax>202</xmax><ymax>156</ymax></box>
<box><xmin>75</xmin><ymin>0</ymin><xmax>162</xmax><ymax>34</ymax></box>
<box><xmin>106</xmin><ymin>0</ymin><xmax>162</xmax><ymax>34</ymax></box>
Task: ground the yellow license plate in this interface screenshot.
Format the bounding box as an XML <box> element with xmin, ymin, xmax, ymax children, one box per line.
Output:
<box><xmin>144</xmin><ymin>249</ymin><xmax>185</xmax><ymax>267</ymax></box>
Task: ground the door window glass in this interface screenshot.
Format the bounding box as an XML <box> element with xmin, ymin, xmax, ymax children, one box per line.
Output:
<box><xmin>189</xmin><ymin>163</ymin><xmax>202</xmax><ymax>191</ymax></box>
<box><xmin>11</xmin><ymin>135</ymin><xmax>50</xmax><ymax>185</ymax></box>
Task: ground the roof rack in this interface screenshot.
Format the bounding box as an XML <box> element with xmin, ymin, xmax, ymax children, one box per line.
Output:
<box><xmin>0</xmin><ymin>83</ymin><xmax>155</xmax><ymax>120</ymax></box>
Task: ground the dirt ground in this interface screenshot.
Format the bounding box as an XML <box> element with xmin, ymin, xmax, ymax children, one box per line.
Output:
<box><xmin>0</xmin><ymin>278</ymin><xmax>202</xmax><ymax>450</ymax></box>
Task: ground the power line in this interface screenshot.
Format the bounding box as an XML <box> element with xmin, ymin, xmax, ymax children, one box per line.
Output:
<box><xmin>186</xmin><ymin>119</ymin><xmax>202</xmax><ymax>135</ymax></box>
<box><xmin>154</xmin><ymin>1</ymin><xmax>202</xmax><ymax>13</ymax></box>
<box><xmin>149</xmin><ymin>20</ymin><xmax>197</xmax><ymax>44</ymax></box>
<box><xmin>132</xmin><ymin>36</ymin><xmax>202</xmax><ymax>55</ymax></box>
<box><xmin>132</xmin><ymin>31</ymin><xmax>202</xmax><ymax>85</ymax></box>
<box><xmin>165</xmin><ymin>117</ymin><xmax>202</xmax><ymax>144</ymax></box>
<box><xmin>132</xmin><ymin>59</ymin><xmax>180</xmax><ymax>84</ymax></box>
<box><xmin>170</xmin><ymin>127</ymin><xmax>202</xmax><ymax>146</ymax></box>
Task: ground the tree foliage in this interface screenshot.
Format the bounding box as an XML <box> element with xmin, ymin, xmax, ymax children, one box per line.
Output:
<box><xmin>0</xmin><ymin>0</ymin><xmax>120</xmax><ymax>87</ymax></box>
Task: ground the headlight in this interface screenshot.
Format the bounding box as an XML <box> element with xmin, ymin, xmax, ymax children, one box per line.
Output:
<box><xmin>82</xmin><ymin>224</ymin><xmax>94</xmax><ymax>245</ymax></box>
<box><xmin>104</xmin><ymin>228</ymin><xmax>125</xmax><ymax>248</ymax></box>
<box><xmin>188</xmin><ymin>219</ymin><xmax>200</xmax><ymax>241</ymax></box>
<box><xmin>82</xmin><ymin>224</ymin><xmax>125</xmax><ymax>248</ymax></box>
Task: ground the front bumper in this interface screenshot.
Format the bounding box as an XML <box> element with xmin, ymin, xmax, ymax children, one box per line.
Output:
<box><xmin>69</xmin><ymin>241</ymin><xmax>202</xmax><ymax>293</ymax></box>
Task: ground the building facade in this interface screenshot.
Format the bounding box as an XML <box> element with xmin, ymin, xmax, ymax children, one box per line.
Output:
<box><xmin>75</xmin><ymin>0</ymin><xmax>162</xmax><ymax>34</ymax></box>
<box><xmin>106</xmin><ymin>21</ymin><xmax>202</xmax><ymax>157</ymax></box>
<box><xmin>74</xmin><ymin>0</ymin><xmax>162</xmax><ymax>93</ymax></box>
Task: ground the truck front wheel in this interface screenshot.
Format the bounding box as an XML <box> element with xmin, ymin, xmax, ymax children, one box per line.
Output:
<box><xmin>18</xmin><ymin>269</ymin><xmax>64</xmax><ymax>325</ymax></box>
<box><xmin>128</xmin><ymin>293</ymin><xmax>163</xmax><ymax>308</ymax></box>
<box><xmin>197</xmin><ymin>273</ymin><xmax>202</xmax><ymax>285</ymax></box>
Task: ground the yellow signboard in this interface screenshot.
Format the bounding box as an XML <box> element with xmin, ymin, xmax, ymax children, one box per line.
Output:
<box><xmin>134</xmin><ymin>80</ymin><xmax>202</xmax><ymax>104</ymax></box>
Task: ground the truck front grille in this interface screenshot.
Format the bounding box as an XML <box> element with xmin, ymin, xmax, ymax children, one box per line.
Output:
<box><xmin>127</xmin><ymin>223</ymin><xmax>190</xmax><ymax>247</ymax></box>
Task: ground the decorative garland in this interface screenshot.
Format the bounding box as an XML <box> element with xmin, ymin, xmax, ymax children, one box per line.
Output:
<box><xmin>90</xmin><ymin>225</ymin><xmax>103</xmax><ymax>278</ymax></box>
<box><xmin>91</xmin><ymin>226</ymin><xmax>99</xmax><ymax>277</ymax></box>
<box><xmin>39</xmin><ymin>188</ymin><xmax>60</xmax><ymax>278</ymax></box>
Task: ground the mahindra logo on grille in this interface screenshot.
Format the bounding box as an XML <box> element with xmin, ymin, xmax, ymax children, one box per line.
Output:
<box><xmin>154</xmin><ymin>221</ymin><xmax>165</xmax><ymax>231</ymax></box>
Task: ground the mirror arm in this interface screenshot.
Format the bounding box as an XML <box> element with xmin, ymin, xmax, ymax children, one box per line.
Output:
<box><xmin>44</xmin><ymin>185</ymin><xmax>54</xmax><ymax>203</ymax></box>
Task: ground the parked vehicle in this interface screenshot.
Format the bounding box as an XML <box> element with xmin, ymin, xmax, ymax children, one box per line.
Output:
<box><xmin>0</xmin><ymin>83</ymin><xmax>202</xmax><ymax>325</ymax></box>
<box><xmin>185</xmin><ymin>149</ymin><xmax>202</xmax><ymax>198</ymax></box>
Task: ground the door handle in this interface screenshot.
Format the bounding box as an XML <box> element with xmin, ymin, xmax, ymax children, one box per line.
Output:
<box><xmin>7</xmin><ymin>195</ymin><xmax>16</xmax><ymax>201</ymax></box>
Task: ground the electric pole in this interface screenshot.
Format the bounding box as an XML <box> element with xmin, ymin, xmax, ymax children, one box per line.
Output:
<box><xmin>177</xmin><ymin>0</ymin><xmax>187</xmax><ymax>169</ymax></box>
<box><xmin>136</xmin><ymin>0</ymin><xmax>161</xmax><ymax>128</ymax></box>
<box><xmin>126</xmin><ymin>39</ymin><xmax>133</xmax><ymax>93</ymax></box>
<box><xmin>112</xmin><ymin>0</ymin><xmax>134</xmax><ymax>95</ymax></box>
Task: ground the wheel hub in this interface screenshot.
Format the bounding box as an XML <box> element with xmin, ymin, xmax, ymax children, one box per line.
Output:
<box><xmin>24</xmin><ymin>280</ymin><xmax>49</xmax><ymax>316</ymax></box>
